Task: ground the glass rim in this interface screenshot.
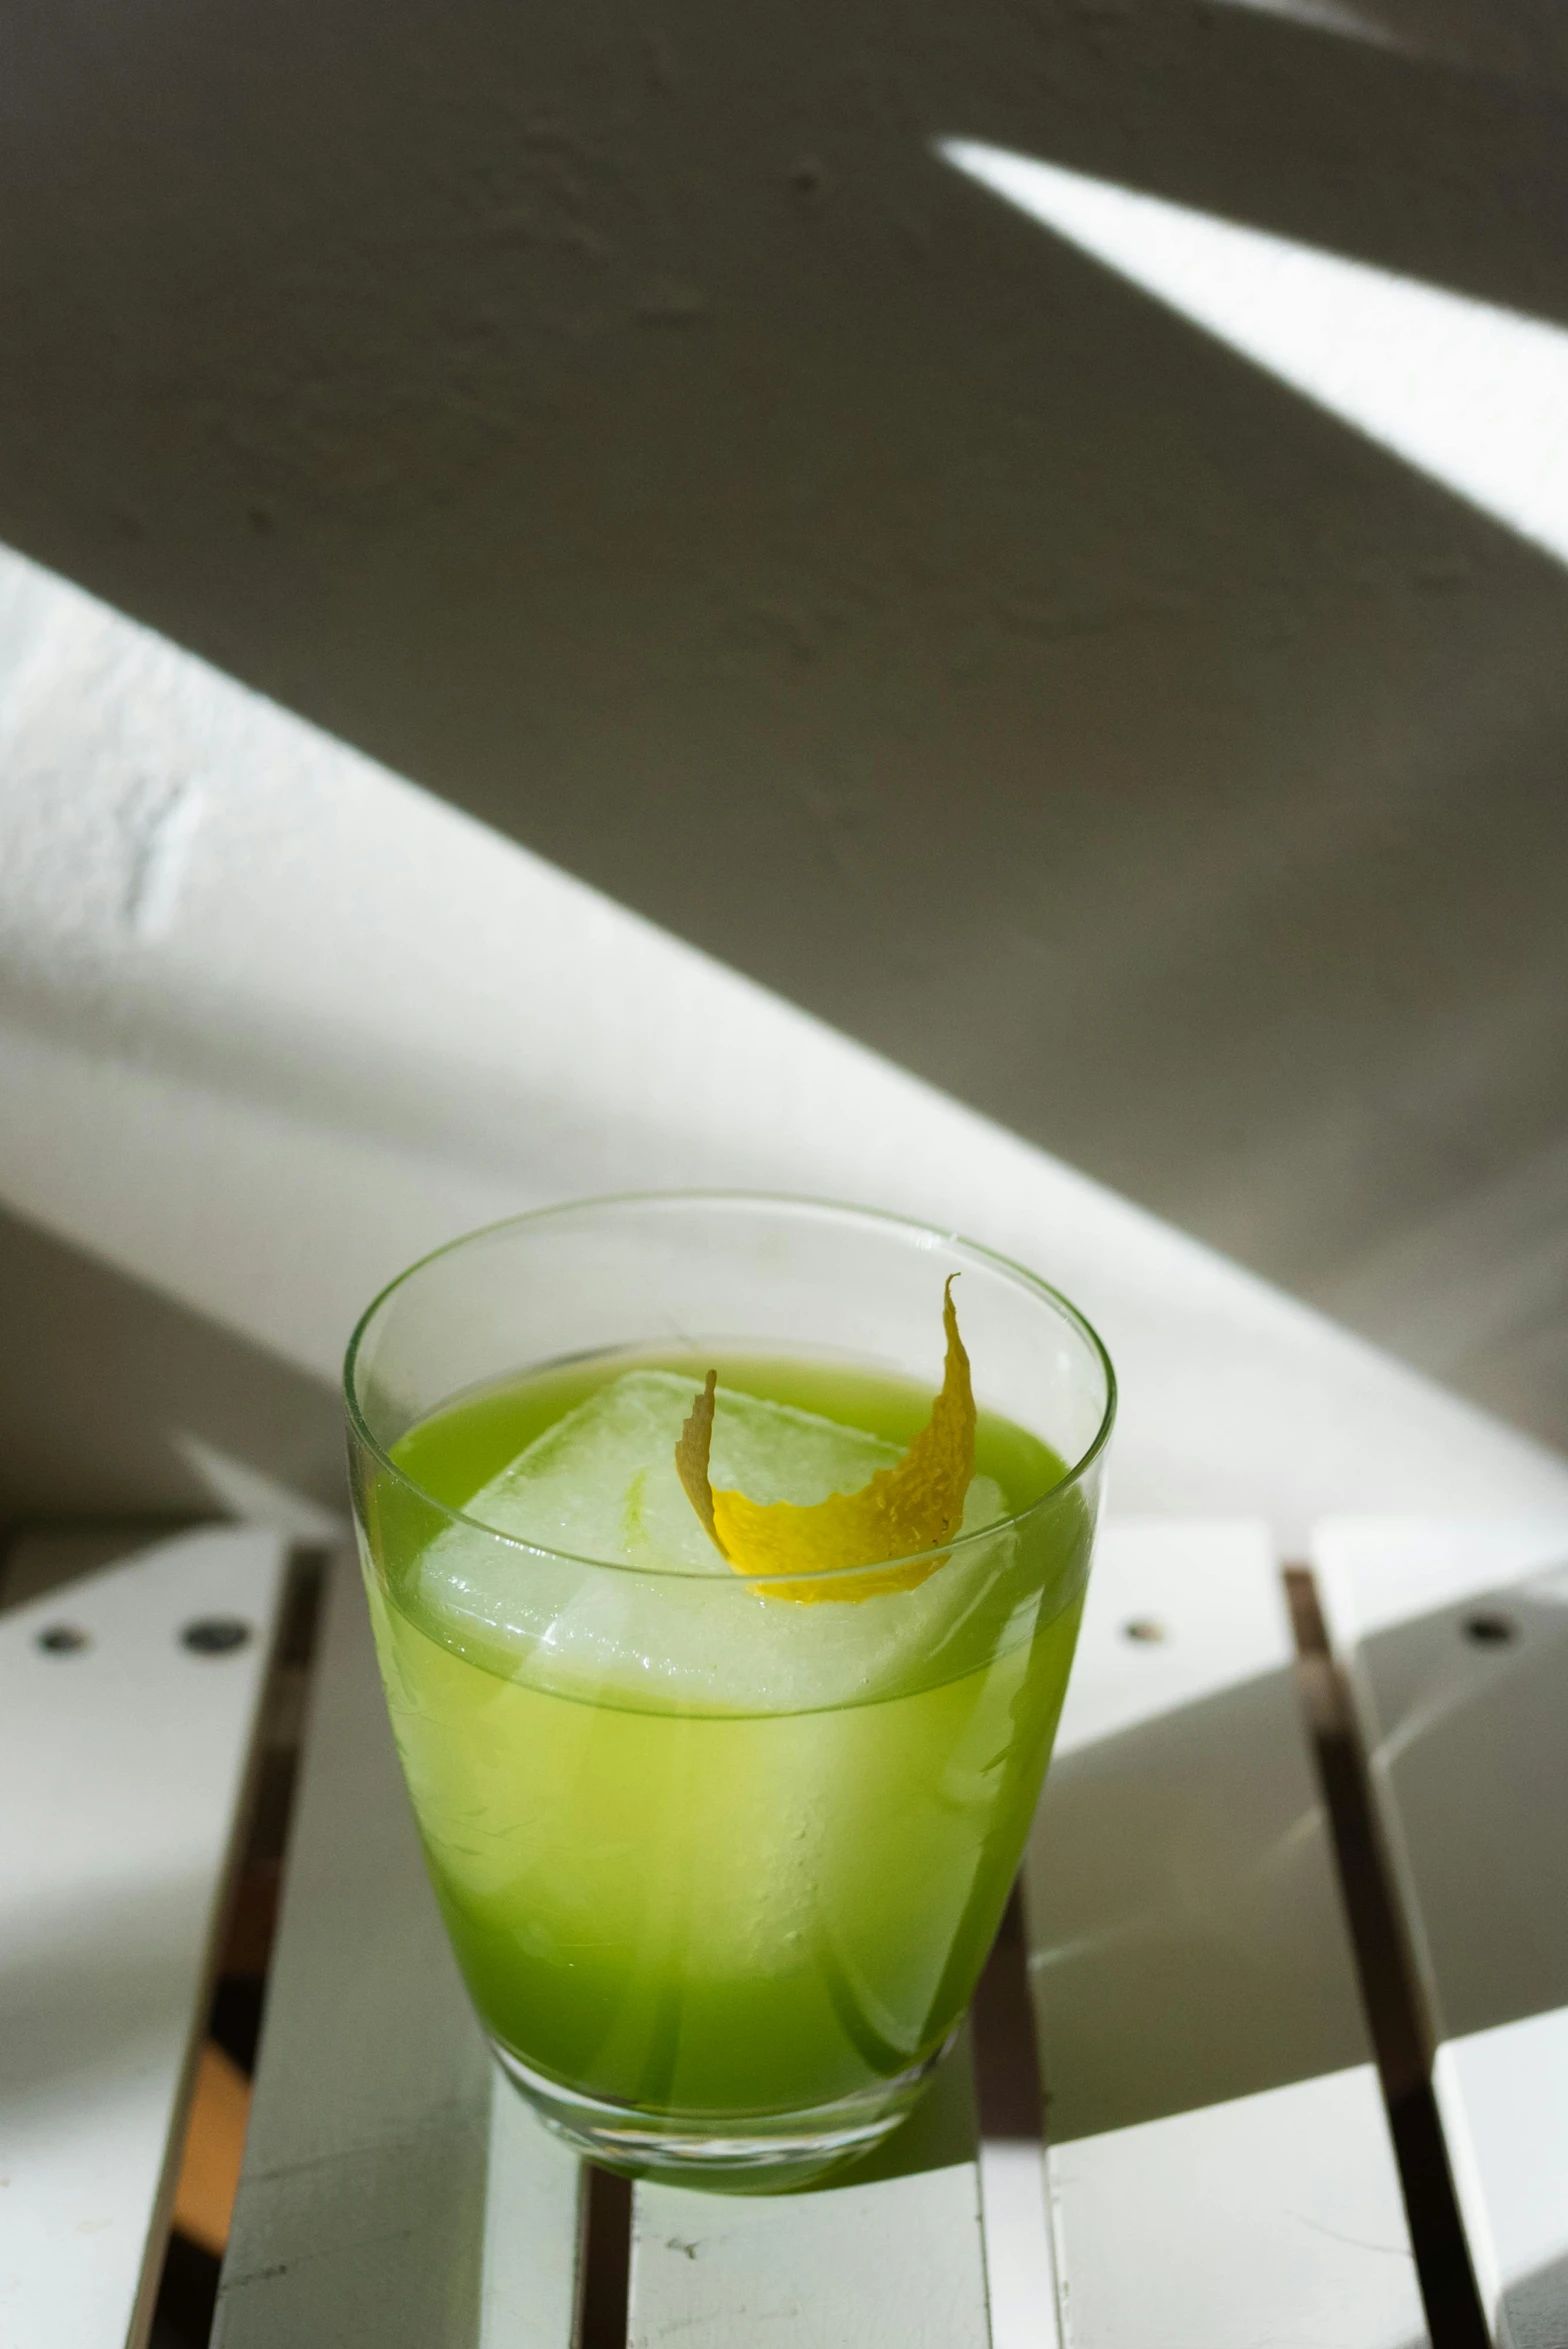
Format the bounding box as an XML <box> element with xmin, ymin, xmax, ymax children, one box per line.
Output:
<box><xmin>343</xmin><ymin>1190</ymin><xmax>1117</xmax><ymax>1588</ymax></box>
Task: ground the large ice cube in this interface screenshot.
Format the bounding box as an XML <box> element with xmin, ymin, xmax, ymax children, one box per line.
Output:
<box><xmin>414</xmin><ymin>1371</ymin><xmax>1026</xmax><ymax>1713</ymax></box>
<box><xmin>466</xmin><ymin>1370</ymin><xmax>905</xmax><ymax>1572</ymax></box>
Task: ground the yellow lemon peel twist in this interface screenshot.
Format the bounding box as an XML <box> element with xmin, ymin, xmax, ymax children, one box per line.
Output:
<box><xmin>673</xmin><ymin>1278</ymin><xmax>977</xmax><ymax>1604</ymax></box>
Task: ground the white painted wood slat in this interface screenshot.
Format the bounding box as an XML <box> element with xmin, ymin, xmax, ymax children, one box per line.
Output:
<box><xmin>626</xmin><ymin>2011</ymin><xmax>992</xmax><ymax>2348</ymax></box>
<box><xmin>1028</xmin><ymin>1523</ymin><xmax>1426</xmax><ymax>2349</ymax></box>
<box><xmin>977</xmin><ymin>2139</ymin><xmax>1059</xmax><ymax>2349</ymax></box>
<box><xmin>0</xmin><ymin>1525</ymin><xmax>289</xmax><ymax>2349</ymax></box>
<box><xmin>482</xmin><ymin>2080</ymin><xmax>585</xmax><ymax>2349</ymax></box>
<box><xmin>1315</xmin><ymin>1517</ymin><xmax>1568</xmax><ymax>2349</ymax></box>
<box><xmin>214</xmin><ymin>1550</ymin><xmax>582</xmax><ymax>2349</ymax></box>
<box><xmin>629</xmin><ymin>2128</ymin><xmax>991</xmax><ymax>2349</ymax></box>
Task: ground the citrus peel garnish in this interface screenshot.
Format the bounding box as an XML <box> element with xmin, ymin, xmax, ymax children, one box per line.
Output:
<box><xmin>673</xmin><ymin>1279</ymin><xmax>976</xmax><ymax>1604</ymax></box>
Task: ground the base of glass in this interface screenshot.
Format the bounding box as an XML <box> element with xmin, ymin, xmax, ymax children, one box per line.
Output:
<box><xmin>490</xmin><ymin>2037</ymin><xmax>950</xmax><ymax>2192</ymax></box>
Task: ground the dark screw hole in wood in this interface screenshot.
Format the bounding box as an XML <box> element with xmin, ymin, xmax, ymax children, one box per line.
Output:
<box><xmin>36</xmin><ymin>1623</ymin><xmax>90</xmax><ymax>1655</ymax></box>
<box><xmin>1462</xmin><ymin>1611</ymin><xmax>1518</xmax><ymax>1647</ymax></box>
<box><xmin>181</xmin><ymin>1616</ymin><xmax>252</xmax><ymax>1656</ymax></box>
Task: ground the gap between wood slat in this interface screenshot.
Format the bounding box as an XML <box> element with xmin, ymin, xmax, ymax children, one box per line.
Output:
<box><xmin>971</xmin><ymin>1885</ymin><xmax>1058</xmax><ymax>2349</ymax></box>
<box><xmin>146</xmin><ymin>1542</ymin><xmax>331</xmax><ymax>2349</ymax></box>
<box><xmin>971</xmin><ymin>1887</ymin><xmax>1045</xmax><ymax>2147</ymax></box>
<box><xmin>577</xmin><ymin>2165</ymin><xmax>633</xmax><ymax>2349</ymax></box>
<box><xmin>1283</xmin><ymin>1567</ymin><xmax>1490</xmax><ymax>2349</ymax></box>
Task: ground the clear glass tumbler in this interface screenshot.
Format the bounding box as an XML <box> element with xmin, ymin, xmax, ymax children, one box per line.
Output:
<box><xmin>346</xmin><ymin>1193</ymin><xmax>1114</xmax><ymax>2188</ymax></box>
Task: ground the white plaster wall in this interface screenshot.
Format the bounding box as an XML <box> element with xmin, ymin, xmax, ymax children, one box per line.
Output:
<box><xmin>1</xmin><ymin>0</ymin><xmax>1566</xmax><ymax>1514</ymax></box>
<box><xmin>2</xmin><ymin>547</ymin><xmax>1565</xmax><ymax>1541</ymax></box>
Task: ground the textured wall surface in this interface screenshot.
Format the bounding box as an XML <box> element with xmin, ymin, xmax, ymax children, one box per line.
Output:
<box><xmin>3</xmin><ymin>547</ymin><xmax>1566</xmax><ymax>1540</ymax></box>
<box><xmin>1</xmin><ymin>0</ymin><xmax>1565</xmax><ymax>1510</ymax></box>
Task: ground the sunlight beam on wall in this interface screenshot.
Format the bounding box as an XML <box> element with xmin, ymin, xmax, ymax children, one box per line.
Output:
<box><xmin>1206</xmin><ymin>0</ymin><xmax>1401</xmax><ymax>47</ymax></box>
<box><xmin>941</xmin><ymin>140</ymin><xmax>1568</xmax><ymax>570</ymax></box>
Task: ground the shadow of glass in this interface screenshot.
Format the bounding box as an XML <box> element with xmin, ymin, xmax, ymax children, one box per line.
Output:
<box><xmin>1358</xmin><ymin>1572</ymin><xmax>1568</xmax><ymax>2044</ymax></box>
<box><xmin>1504</xmin><ymin>2243</ymin><xmax>1568</xmax><ymax>2347</ymax></box>
<box><xmin>1026</xmin><ymin>1662</ymin><xmax>1370</xmax><ymax>2142</ymax></box>
<box><xmin>0</xmin><ymin>1865</ymin><xmax>227</xmax><ymax>2110</ymax></box>
<box><xmin>813</xmin><ymin>2026</ymin><xmax>982</xmax><ymax>2190</ymax></box>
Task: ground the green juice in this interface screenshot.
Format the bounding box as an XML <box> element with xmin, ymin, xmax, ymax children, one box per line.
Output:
<box><xmin>360</xmin><ymin>1351</ymin><xmax>1090</xmax><ymax>2134</ymax></box>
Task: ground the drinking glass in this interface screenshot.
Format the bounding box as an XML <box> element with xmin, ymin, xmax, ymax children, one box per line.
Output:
<box><xmin>346</xmin><ymin>1193</ymin><xmax>1114</xmax><ymax>2188</ymax></box>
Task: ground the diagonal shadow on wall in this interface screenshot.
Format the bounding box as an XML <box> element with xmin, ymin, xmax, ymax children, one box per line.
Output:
<box><xmin>2</xmin><ymin>0</ymin><xmax>1567</xmax><ymax>1460</ymax></box>
<box><xmin>0</xmin><ymin>1200</ymin><xmax>342</xmax><ymax>1527</ymax></box>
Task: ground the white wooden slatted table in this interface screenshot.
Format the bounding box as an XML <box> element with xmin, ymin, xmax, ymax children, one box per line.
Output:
<box><xmin>0</xmin><ymin>1527</ymin><xmax>289</xmax><ymax>2349</ymax></box>
<box><xmin>10</xmin><ymin>1516</ymin><xmax>1564</xmax><ymax>2346</ymax></box>
<box><xmin>1315</xmin><ymin>1519</ymin><xmax>1568</xmax><ymax>2349</ymax></box>
<box><xmin>214</xmin><ymin>1528</ymin><xmax>1438</xmax><ymax>2349</ymax></box>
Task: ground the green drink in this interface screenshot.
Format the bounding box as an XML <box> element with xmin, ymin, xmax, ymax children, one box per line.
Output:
<box><xmin>347</xmin><ymin>1198</ymin><xmax>1113</xmax><ymax>2186</ymax></box>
